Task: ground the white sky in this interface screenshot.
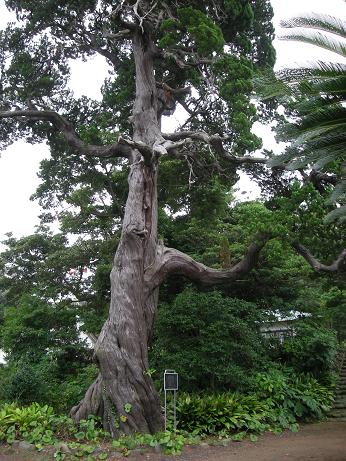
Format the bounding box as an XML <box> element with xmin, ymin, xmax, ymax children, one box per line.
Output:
<box><xmin>0</xmin><ymin>0</ymin><xmax>345</xmax><ymax>244</ymax></box>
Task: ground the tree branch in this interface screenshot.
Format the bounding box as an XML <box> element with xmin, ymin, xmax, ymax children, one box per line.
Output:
<box><xmin>101</xmin><ymin>28</ymin><xmax>132</xmax><ymax>40</ymax></box>
<box><xmin>158</xmin><ymin>49</ymin><xmax>213</xmax><ymax>69</ymax></box>
<box><xmin>156</xmin><ymin>82</ymin><xmax>191</xmax><ymax>97</ymax></box>
<box><xmin>145</xmin><ymin>234</ymin><xmax>271</xmax><ymax>291</ymax></box>
<box><xmin>118</xmin><ymin>135</ymin><xmax>191</xmax><ymax>163</ymax></box>
<box><xmin>163</xmin><ymin>131</ymin><xmax>267</xmax><ymax>165</ymax></box>
<box><xmin>0</xmin><ymin>109</ymin><xmax>131</xmax><ymax>159</ymax></box>
<box><xmin>293</xmin><ymin>243</ymin><xmax>346</xmax><ymax>273</ymax></box>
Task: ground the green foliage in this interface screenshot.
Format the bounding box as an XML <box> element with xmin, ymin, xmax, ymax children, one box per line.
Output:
<box><xmin>280</xmin><ymin>324</ymin><xmax>338</xmax><ymax>379</ymax></box>
<box><xmin>150</xmin><ymin>289</ymin><xmax>268</xmax><ymax>392</ymax></box>
<box><xmin>176</xmin><ymin>370</ymin><xmax>334</xmax><ymax>436</ymax></box>
<box><xmin>321</xmin><ymin>287</ymin><xmax>346</xmax><ymax>341</ymax></box>
<box><xmin>0</xmin><ymin>294</ymin><xmax>82</xmax><ymax>363</ymax></box>
<box><xmin>0</xmin><ymin>402</ymin><xmax>193</xmax><ymax>456</ymax></box>
<box><xmin>111</xmin><ymin>431</ymin><xmax>194</xmax><ymax>456</ymax></box>
<box><xmin>252</xmin><ymin>368</ymin><xmax>334</xmax><ymax>420</ymax></box>
<box><xmin>52</xmin><ymin>365</ymin><xmax>99</xmax><ymax>413</ymax></box>
<box><xmin>0</xmin><ymin>371</ymin><xmax>334</xmax><ymax>454</ymax></box>
<box><xmin>0</xmin><ymin>402</ymin><xmax>109</xmax><ymax>454</ymax></box>
<box><xmin>0</xmin><ymin>360</ymin><xmax>54</xmax><ymax>406</ymax></box>
<box><xmin>259</xmin><ymin>14</ymin><xmax>346</xmax><ymax>223</ymax></box>
<box><xmin>0</xmin><ymin>361</ymin><xmax>98</xmax><ymax>413</ymax></box>
<box><xmin>160</xmin><ymin>7</ymin><xmax>224</xmax><ymax>56</ymax></box>
<box><xmin>177</xmin><ymin>392</ymin><xmax>275</xmax><ymax>435</ymax></box>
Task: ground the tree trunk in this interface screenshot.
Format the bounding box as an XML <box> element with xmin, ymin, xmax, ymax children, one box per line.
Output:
<box><xmin>71</xmin><ymin>30</ymin><xmax>164</xmax><ymax>434</ymax></box>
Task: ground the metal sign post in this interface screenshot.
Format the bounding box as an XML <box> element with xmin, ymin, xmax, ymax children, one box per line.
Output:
<box><xmin>164</xmin><ymin>370</ymin><xmax>178</xmax><ymax>432</ymax></box>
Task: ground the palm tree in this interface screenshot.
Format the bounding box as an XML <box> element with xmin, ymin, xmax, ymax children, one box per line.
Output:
<box><xmin>259</xmin><ymin>14</ymin><xmax>346</xmax><ymax>222</ymax></box>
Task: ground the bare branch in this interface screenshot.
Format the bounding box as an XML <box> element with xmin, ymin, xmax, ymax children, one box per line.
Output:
<box><xmin>118</xmin><ymin>135</ymin><xmax>153</xmax><ymax>164</ymax></box>
<box><xmin>101</xmin><ymin>28</ymin><xmax>132</xmax><ymax>40</ymax></box>
<box><xmin>0</xmin><ymin>108</ymin><xmax>131</xmax><ymax>159</ymax></box>
<box><xmin>159</xmin><ymin>49</ymin><xmax>214</xmax><ymax>69</ymax></box>
<box><xmin>118</xmin><ymin>135</ymin><xmax>191</xmax><ymax>162</ymax></box>
<box><xmin>156</xmin><ymin>82</ymin><xmax>191</xmax><ymax>97</ymax></box>
<box><xmin>293</xmin><ymin>243</ymin><xmax>346</xmax><ymax>273</ymax></box>
<box><xmin>145</xmin><ymin>234</ymin><xmax>271</xmax><ymax>291</ymax></box>
<box><xmin>163</xmin><ymin>131</ymin><xmax>267</xmax><ymax>165</ymax></box>
<box><xmin>133</xmin><ymin>0</ymin><xmax>158</xmax><ymax>32</ymax></box>
<box><xmin>111</xmin><ymin>2</ymin><xmax>137</xmax><ymax>30</ymax></box>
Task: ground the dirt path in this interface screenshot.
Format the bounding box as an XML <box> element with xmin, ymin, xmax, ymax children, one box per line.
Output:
<box><xmin>170</xmin><ymin>421</ymin><xmax>346</xmax><ymax>461</ymax></box>
<box><xmin>0</xmin><ymin>421</ymin><xmax>345</xmax><ymax>461</ymax></box>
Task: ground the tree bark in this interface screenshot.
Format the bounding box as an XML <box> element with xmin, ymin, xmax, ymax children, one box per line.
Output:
<box><xmin>71</xmin><ymin>29</ymin><xmax>164</xmax><ymax>434</ymax></box>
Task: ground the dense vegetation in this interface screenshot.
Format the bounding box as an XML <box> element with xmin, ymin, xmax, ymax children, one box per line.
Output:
<box><xmin>0</xmin><ymin>1</ymin><xmax>345</xmax><ymax>455</ymax></box>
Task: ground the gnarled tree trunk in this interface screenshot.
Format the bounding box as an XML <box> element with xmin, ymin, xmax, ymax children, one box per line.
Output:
<box><xmin>71</xmin><ymin>30</ymin><xmax>164</xmax><ymax>434</ymax></box>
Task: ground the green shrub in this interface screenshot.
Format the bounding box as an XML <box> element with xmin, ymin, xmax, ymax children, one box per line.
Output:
<box><xmin>0</xmin><ymin>402</ymin><xmax>192</xmax><ymax>456</ymax></box>
<box><xmin>0</xmin><ymin>360</ymin><xmax>98</xmax><ymax>413</ymax></box>
<box><xmin>176</xmin><ymin>370</ymin><xmax>334</xmax><ymax>436</ymax></box>
<box><xmin>252</xmin><ymin>368</ymin><xmax>334</xmax><ymax>420</ymax></box>
<box><xmin>0</xmin><ymin>402</ymin><xmax>107</xmax><ymax>447</ymax></box>
<box><xmin>150</xmin><ymin>289</ymin><xmax>268</xmax><ymax>392</ymax></box>
<box><xmin>280</xmin><ymin>324</ymin><xmax>338</xmax><ymax>379</ymax></box>
<box><xmin>0</xmin><ymin>360</ymin><xmax>56</xmax><ymax>406</ymax></box>
<box><xmin>48</xmin><ymin>364</ymin><xmax>99</xmax><ymax>413</ymax></box>
<box><xmin>176</xmin><ymin>393</ymin><xmax>274</xmax><ymax>435</ymax></box>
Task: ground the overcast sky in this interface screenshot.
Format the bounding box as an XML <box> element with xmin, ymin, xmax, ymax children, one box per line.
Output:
<box><xmin>0</xmin><ymin>0</ymin><xmax>345</xmax><ymax>246</ymax></box>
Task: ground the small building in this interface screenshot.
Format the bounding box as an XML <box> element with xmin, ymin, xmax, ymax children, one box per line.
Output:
<box><xmin>260</xmin><ymin>311</ymin><xmax>311</xmax><ymax>343</ymax></box>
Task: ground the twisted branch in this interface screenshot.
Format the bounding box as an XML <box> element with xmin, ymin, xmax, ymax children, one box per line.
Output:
<box><xmin>0</xmin><ymin>109</ymin><xmax>131</xmax><ymax>159</ymax></box>
<box><xmin>163</xmin><ymin>131</ymin><xmax>267</xmax><ymax>164</ymax></box>
<box><xmin>293</xmin><ymin>243</ymin><xmax>346</xmax><ymax>273</ymax></box>
<box><xmin>145</xmin><ymin>234</ymin><xmax>271</xmax><ymax>291</ymax></box>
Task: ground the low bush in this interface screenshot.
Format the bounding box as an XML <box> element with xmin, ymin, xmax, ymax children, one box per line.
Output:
<box><xmin>280</xmin><ymin>324</ymin><xmax>338</xmax><ymax>379</ymax></box>
<box><xmin>0</xmin><ymin>402</ymin><xmax>194</xmax><ymax>457</ymax></box>
<box><xmin>111</xmin><ymin>431</ymin><xmax>197</xmax><ymax>456</ymax></box>
<box><xmin>176</xmin><ymin>369</ymin><xmax>334</xmax><ymax>436</ymax></box>
<box><xmin>0</xmin><ymin>402</ymin><xmax>107</xmax><ymax>449</ymax></box>
<box><xmin>0</xmin><ymin>369</ymin><xmax>334</xmax><ymax>457</ymax></box>
<box><xmin>0</xmin><ymin>362</ymin><xmax>99</xmax><ymax>414</ymax></box>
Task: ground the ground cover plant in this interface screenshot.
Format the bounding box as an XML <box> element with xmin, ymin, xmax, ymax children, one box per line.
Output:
<box><xmin>0</xmin><ymin>366</ymin><xmax>334</xmax><ymax>459</ymax></box>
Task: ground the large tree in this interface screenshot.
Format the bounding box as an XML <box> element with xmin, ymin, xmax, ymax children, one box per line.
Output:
<box><xmin>0</xmin><ymin>0</ymin><xmax>344</xmax><ymax>434</ymax></box>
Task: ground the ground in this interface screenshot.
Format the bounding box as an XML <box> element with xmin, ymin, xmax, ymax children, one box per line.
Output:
<box><xmin>0</xmin><ymin>421</ymin><xmax>345</xmax><ymax>461</ymax></box>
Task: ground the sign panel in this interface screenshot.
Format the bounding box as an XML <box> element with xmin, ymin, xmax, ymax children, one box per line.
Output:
<box><xmin>164</xmin><ymin>370</ymin><xmax>178</xmax><ymax>391</ymax></box>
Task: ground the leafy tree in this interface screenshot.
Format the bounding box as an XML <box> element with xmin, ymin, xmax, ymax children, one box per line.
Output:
<box><xmin>150</xmin><ymin>289</ymin><xmax>268</xmax><ymax>392</ymax></box>
<box><xmin>0</xmin><ymin>1</ymin><xmax>344</xmax><ymax>434</ymax></box>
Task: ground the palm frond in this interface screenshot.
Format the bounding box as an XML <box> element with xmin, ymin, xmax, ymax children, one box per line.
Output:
<box><xmin>297</xmin><ymin>105</ymin><xmax>346</xmax><ymax>129</ymax></box>
<box><xmin>313</xmin><ymin>153</ymin><xmax>341</xmax><ymax>170</ymax></box>
<box><xmin>277</xmin><ymin>62</ymin><xmax>346</xmax><ymax>82</ymax></box>
<box><xmin>279</xmin><ymin>31</ymin><xmax>346</xmax><ymax>58</ymax></box>
<box><xmin>262</xmin><ymin>11</ymin><xmax>346</xmax><ymax>214</ymax></box>
<box><xmin>255</xmin><ymin>63</ymin><xmax>346</xmax><ymax>101</ymax></box>
<box><xmin>281</xmin><ymin>14</ymin><xmax>346</xmax><ymax>39</ymax></box>
<box><xmin>327</xmin><ymin>180</ymin><xmax>346</xmax><ymax>203</ymax></box>
<box><xmin>324</xmin><ymin>205</ymin><xmax>346</xmax><ymax>224</ymax></box>
<box><xmin>287</xmin><ymin>151</ymin><xmax>337</xmax><ymax>170</ymax></box>
<box><xmin>253</xmin><ymin>73</ymin><xmax>291</xmax><ymax>99</ymax></box>
<box><xmin>292</xmin><ymin>124</ymin><xmax>346</xmax><ymax>147</ymax></box>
